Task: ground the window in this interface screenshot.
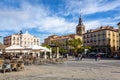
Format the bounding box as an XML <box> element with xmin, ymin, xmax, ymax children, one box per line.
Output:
<box><xmin>17</xmin><ymin>37</ymin><xmax>19</xmax><ymax>40</ymax></box>
<box><xmin>13</xmin><ymin>37</ymin><xmax>15</xmax><ymax>40</ymax></box>
<box><xmin>98</xmin><ymin>32</ymin><xmax>100</xmax><ymax>36</ymax></box>
<box><xmin>34</xmin><ymin>39</ymin><xmax>36</xmax><ymax>42</ymax></box>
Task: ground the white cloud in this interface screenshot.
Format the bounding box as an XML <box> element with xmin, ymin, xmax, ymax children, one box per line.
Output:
<box><xmin>0</xmin><ymin>1</ymin><xmax>77</xmax><ymax>43</ymax></box>
<box><xmin>0</xmin><ymin>1</ymin><xmax>77</xmax><ymax>33</ymax></box>
<box><xmin>0</xmin><ymin>0</ymin><xmax>120</xmax><ymax>43</ymax></box>
<box><xmin>65</xmin><ymin>0</ymin><xmax>120</xmax><ymax>15</ymax></box>
<box><xmin>84</xmin><ymin>18</ymin><xmax>118</xmax><ymax>31</ymax></box>
<box><xmin>114</xmin><ymin>16</ymin><xmax>120</xmax><ymax>20</ymax></box>
<box><xmin>38</xmin><ymin>16</ymin><xmax>76</xmax><ymax>34</ymax></box>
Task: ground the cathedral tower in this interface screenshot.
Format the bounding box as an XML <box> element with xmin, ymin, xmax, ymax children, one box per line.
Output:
<box><xmin>76</xmin><ymin>15</ymin><xmax>85</xmax><ymax>36</ymax></box>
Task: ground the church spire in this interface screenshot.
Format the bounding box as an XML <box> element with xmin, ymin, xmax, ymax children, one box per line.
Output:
<box><xmin>79</xmin><ymin>14</ymin><xmax>83</xmax><ymax>25</ymax></box>
<box><xmin>76</xmin><ymin>10</ymin><xmax>85</xmax><ymax>36</ymax></box>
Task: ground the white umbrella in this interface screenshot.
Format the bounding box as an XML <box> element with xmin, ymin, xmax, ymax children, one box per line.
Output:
<box><xmin>41</xmin><ymin>47</ymin><xmax>50</xmax><ymax>52</ymax></box>
<box><xmin>26</xmin><ymin>45</ymin><xmax>44</xmax><ymax>50</ymax></box>
<box><xmin>5</xmin><ymin>45</ymin><xmax>24</xmax><ymax>53</ymax></box>
<box><xmin>5</xmin><ymin>45</ymin><xmax>24</xmax><ymax>50</ymax></box>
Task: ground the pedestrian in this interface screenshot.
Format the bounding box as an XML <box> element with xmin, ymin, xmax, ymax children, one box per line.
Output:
<box><xmin>80</xmin><ymin>53</ymin><xmax>83</xmax><ymax>60</ymax></box>
<box><xmin>78</xmin><ymin>54</ymin><xmax>80</xmax><ymax>60</ymax></box>
<box><xmin>97</xmin><ymin>54</ymin><xmax>101</xmax><ymax>61</ymax></box>
<box><xmin>95</xmin><ymin>54</ymin><xmax>97</xmax><ymax>61</ymax></box>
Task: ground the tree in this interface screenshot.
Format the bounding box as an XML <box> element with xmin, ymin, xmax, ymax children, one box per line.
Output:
<box><xmin>42</xmin><ymin>43</ymin><xmax>51</xmax><ymax>49</ymax></box>
<box><xmin>85</xmin><ymin>46</ymin><xmax>93</xmax><ymax>52</ymax></box>
<box><xmin>59</xmin><ymin>48</ymin><xmax>67</xmax><ymax>56</ymax></box>
<box><xmin>67</xmin><ymin>38</ymin><xmax>83</xmax><ymax>56</ymax></box>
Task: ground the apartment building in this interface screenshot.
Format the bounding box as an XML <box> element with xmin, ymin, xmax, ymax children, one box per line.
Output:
<box><xmin>83</xmin><ymin>26</ymin><xmax>119</xmax><ymax>56</ymax></box>
<box><xmin>44</xmin><ymin>34</ymin><xmax>82</xmax><ymax>52</ymax></box>
<box><xmin>118</xmin><ymin>22</ymin><xmax>120</xmax><ymax>48</ymax></box>
<box><xmin>117</xmin><ymin>22</ymin><xmax>120</xmax><ymax>57</ymax></box>
<box><xmin>4</xmin><ymin>31</ymin><xmax>40</xmax><ymax>47</ymax></box>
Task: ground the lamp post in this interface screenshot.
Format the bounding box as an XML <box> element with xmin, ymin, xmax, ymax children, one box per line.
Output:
<box><xmin>19</xmin><ymin>30</ymin><xmax>23</xmax><ymax>47</ymax></box>
<box><xmin>0</xmin><ymin>35</ymin><xmax>2</xmax><ymax>43</ymax></box>
<box><xmin>0</xmin><ymin>36</ymin><xmax>2</xmax><ymax>54</ymax></box>
<box><xmin>19</xmin><ymin>30</ymin><xmax>23</xmax><ymax>54</ymax></box>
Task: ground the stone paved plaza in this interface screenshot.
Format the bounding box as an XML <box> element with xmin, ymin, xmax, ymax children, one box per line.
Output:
<box><xmin>0</xmin><ymin>58</ymin><xmax>120</xmax><ymax>80</ymax></box>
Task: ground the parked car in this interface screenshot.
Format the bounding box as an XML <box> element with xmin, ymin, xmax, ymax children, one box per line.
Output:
<box><xmin>88</xmin><ymin>52</ymin><xmax>97</xmax><ymax>58</ymax></box>
<box><xmin>97</xmin><ymin>52</ymin><xmax>106</xmax><ymax>58</ymax></box>
<box><xmin>88</xmin><ymin>52</ymin><xmax>106</xmax><ymax>58</ymax></box>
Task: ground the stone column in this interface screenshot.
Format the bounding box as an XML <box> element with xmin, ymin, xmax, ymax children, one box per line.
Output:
<box><xmin>56</xmin><ymin>47</ymin><xmax>59</xmax><ymax>58</ymax></box>
<box><xmin>50</xmin><ymin>48</ymin><xmax>52</xmax><ymax>59</ymax></box>
<box><xmin>32</xmin><ymin>52</ymin><xmax>35</xmax><ymax>57</ymax></box>
<box><xmin>44</xmin><ymin>51</ymin><xmax>47</xmax><ymax>59</ymax></box>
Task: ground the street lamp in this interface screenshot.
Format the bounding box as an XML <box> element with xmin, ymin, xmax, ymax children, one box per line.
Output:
<box><xmin>0</xmin><ymin>35</ymin><xmax>2</xmax><ymax>43</ymax></box>
<box><xmin>19</xmin><ymin>30</ymin><xmax>23</xmax><ymax>47</ymax></box>
<box><xmin>19</xmin><ymin>30</ymin><xmax>23</xmax><ymax>55</ymax></box>
<box><xmin>0</xmin><ymin>36</ymin><xmax>2</xmax><ymax>54</ymax></box>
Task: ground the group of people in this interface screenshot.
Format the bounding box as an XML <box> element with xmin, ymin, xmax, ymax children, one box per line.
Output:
<box><xmin>74</xmin><ymin>53</ymin><xmax>101</xmax><ymax>61</ymax></box>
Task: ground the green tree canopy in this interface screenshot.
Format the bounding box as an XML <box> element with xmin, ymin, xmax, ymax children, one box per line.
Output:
<box><xmin>67</xmin><ymin>38</ymin><xmax>83</xmax><ymax>55</ymax></box>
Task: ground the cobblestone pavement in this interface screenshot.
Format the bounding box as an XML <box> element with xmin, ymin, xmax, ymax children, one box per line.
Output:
<box><xmin>0</xmin><ymin>58</ymin><xmax>120</xmax><ymax>80</ymax></box>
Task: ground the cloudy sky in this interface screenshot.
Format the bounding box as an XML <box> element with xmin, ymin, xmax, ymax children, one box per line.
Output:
<box><xmin>0</xmin><ymin>0</ymin><xmax>120</xmax><ymax>43</ymax></box>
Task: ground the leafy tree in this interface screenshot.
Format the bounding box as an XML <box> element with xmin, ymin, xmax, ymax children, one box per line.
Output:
<box><xmin>51</xmin><ymin>40</ymin><xmax>68</xmax><ymax>56</ymax></box>
<box><xmin>85</xmin><ymin>46</ymin><xmax>93</xmax><ymax>52</ymax></box>
<box><xmin>67</xmin><ymin>38</ymin><xmax>83</xmax><ymax>56</ymax></box>
<box><xmin>59</xmin><ymin>48</ymin><xmax>67</xmax><ymax>55</ymax></box>
<box><xmin>42</xmin><ymin>43</ymin><xmax>51</xmax><ymax>49</ymax></box>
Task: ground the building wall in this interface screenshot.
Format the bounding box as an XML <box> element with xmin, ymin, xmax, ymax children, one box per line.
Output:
<box><xmin>118</xmin><ymin>22</ymin><xmax>120</xmax><ymax>57</ymax></box>
<box><xmin>44</xmin><ymin>34</ymin><xmax>82</xmax><ymax>50</ymax></box>
<box><xmin>11</xmin><ymin>34</ymin><xmax>20</xmax><ymax>46</ymax></box>
<box><xmin>4</xmin><ymin>36</ymin><xmax>11</xmax><ymax>47</ymax></box>
<box><xmin>118</xmin><ymin>22</ymin><xmax>120</xmax><ymax>49</ymax></box>
<box><xmin>83</xmin><ymin>26</ymin><xmax>118</xmax><ymax>54</ymax></box>
<box><xmin>4</xmin><ymin>31</ymin><xmax>40</xmax><ymax>47</ymax></box>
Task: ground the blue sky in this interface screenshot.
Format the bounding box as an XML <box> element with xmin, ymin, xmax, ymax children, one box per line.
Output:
<box><xmin>0</xmin><ymin>0</ymin><xmax>120</xmax><ymax>43</ymax></box>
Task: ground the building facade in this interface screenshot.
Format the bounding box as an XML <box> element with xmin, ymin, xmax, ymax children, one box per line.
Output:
<box><xmin>83</xmin><ymin>26</ymin><xmax>119</xmax><ymax>56</ymax></box>
<box><xmin>44</xmin><ymin>34</ymin><xmax>82</xmax><ymax>45</ymax></box>
<box><xmin>4</xmin><ymin>31</ymin><xmax>40</xmax><ymax>47</ymax></box>
<box><xmin>44</xmin><ymin>15</ymin><xmax>85</xmax><ymax>54</ymax></box>
<box><xmin>44</xmin><ymin>34</ymin><xmax>82</xmax><ymax>53</ymax></box>
<box><xmin>117</xmin><ymin>22</ymin><xmax>120</xmax><ymax>57</ymax></box>
<box><xmin>118</xmin><ymin>22</ymin><xmax>120</xmax><ymax>49</ymax></box>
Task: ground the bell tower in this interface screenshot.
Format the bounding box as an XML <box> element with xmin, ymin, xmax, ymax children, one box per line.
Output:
<box><xmin>76</xmin><ymin>15</ymin><xmax>85</xmax><ymax>36</ymax></box>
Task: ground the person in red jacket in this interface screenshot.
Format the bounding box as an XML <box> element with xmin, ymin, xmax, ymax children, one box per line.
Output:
<box><xmin>97</xmin><ymin>54</ymin><xmax>101</xmax><ymax>61</ymax></box>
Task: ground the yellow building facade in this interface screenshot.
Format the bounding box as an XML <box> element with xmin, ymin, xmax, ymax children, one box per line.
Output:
<box><xmin>117</xmin><ymin>22</ymin><xmax>120</xmax><ymax>57</ymax></box>
<box><xmin>44</xmin><ymin>15</ymin><xmax>84</xmax><ymax>52</ymax></box>
<box><xmin>83</xmin><ymin>26</ymin><xmax>118</xmax><ymax>56</ymax></box>
<box><xmin>44</xmin><ymin>34</ymin><xmax>82</xmax><ymax>53</ymax></box>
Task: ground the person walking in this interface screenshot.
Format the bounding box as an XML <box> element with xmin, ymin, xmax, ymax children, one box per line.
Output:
<box><xmin>97</xmin><ymin>54</ymin><xmax>101</xmax><ymax>61</ymax></box>
<box><xmin>95</xmin><ymin>54</ymin><xmax>98</xmax><ymax>61</ymax></box>
<box><xmin>78</xmin><ymin>54</ymin><xmax>81</xmax><ymax>60</ymax></box>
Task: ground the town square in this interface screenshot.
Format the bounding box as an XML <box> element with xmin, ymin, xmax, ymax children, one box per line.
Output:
<box><xmin>0</xmin><ymin>0</ymin><xmax>120</xmax><ymax>80</ymax></box>
<box><xmin>0</xmin><ymin>58</ymin><xmax>120</xmax><ymax>80</ymax></box>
